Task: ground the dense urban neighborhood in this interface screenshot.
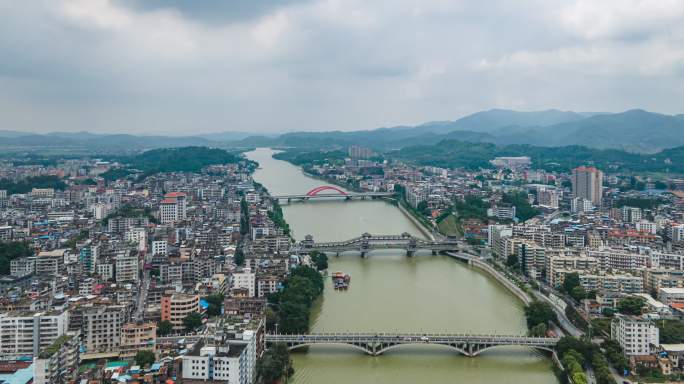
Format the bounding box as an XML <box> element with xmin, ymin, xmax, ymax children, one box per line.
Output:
<box><xmin>1</xmin><ymin>144</ymin><xmax>684</xmax><ymax>383</ymax></box>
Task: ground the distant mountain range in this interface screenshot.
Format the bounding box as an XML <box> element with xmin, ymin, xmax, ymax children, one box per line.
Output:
<box><xmin>2</xmin><ymin>109</ymin><xmax>683</xmax><ymax>153</ymax></box>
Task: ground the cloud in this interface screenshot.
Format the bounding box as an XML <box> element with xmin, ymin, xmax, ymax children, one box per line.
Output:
<box><xmin>0</xmin><ymin>0</ymin><xmax>683</xmax><ymax>135</ymax></box>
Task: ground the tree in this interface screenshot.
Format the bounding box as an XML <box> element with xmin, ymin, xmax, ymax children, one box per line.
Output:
<box><xmin>234</xmin><ymin>248</ymin><xmax>245</xmax><ymax>266</ymax></box>
<box><xmin>157</xmin><ymin>320</ymin><xmax>173</xmax><ymax>336</ymax></box>
<box><xmin>0</xmin><ymin>241</ymin><xmax>34</xmax><ymax>275</ymax></box>
<box><xmin>204</xmin><ymin>294</ymin><xmax>224</xmax><ymax>317</ymax></box>
<box><xmin>506</xmin><ymin>254</ymin><xmax>519</xmax><ymax>269</ymax></box>
<box><xmin>528</xmin><ymin>323</ymin><xmax>547</xmax><ymax>337</ymax></box>
<box><xmin>240</xmin><ymin>198</ymin><xmax>250</xmax><ymax>236</ymax></box>
<box><xmin>310</xmin><ymin>251</ymin><xmax>328</xmax><ymax>271</ymax></box>
<box><xmin>256</xmin><ymin>343</ymin><xmax>293</xmax><ymax>384</ymax></box>
<box><xmin>264</xmin><ymin>307</ymin><xmax>279</xmax><ymax>333</ymax></box>
<box><xmin>502</xmin><ymin>191</ymin><xmax>539</xmax><ymax>221</ymax></box>
<box><xmin>271</xmin><ymin>266</ymin><xmax>325</xmax><ymax>334</ymax></box>
<box><xmin>570</xmin><ymin>286</ymin><xmax>587</xmax><ymax>301</ymax></box>
<box><xmin>617</xmin><ymin>297</ymin><xmax>645</xmax><ymax>316</ymax></box>
<box><xmin>183</xmin><ymin>312</ymin><xmax>203</xmax><ymax>332</ymax></box>
<box><xmin>657</xmin><ymin>319</ymin><xmax>684</xmax><ymax>344</ymax></box>
<box><xmin>416</xmin><ymin>201</ymin><xmax>429</xmax><ymax>215</ymax></box>
<box><xmin>562</xmin><ymin>272</ymin><xmax>580</xmax><ymax>295</ymax></box>
<box><xmin>135</xmin><ymin>350</ymin><xmax>155</xmax><ymax>368</ymax></box>
<box><xmin>524</xmin><ymin>301</ymin><xmax>557</xmax><ymax>329</ymax></box>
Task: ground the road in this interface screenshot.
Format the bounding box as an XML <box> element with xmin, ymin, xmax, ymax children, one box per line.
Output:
<box><xmin>134</xmin><ymin>269</ymin><xmax>150</xmax><ymax>322</ymax></box>
<box><xmin>531</xmin><ymin>290</ymin><xmax>583</xmax><ymax>337</ymax></box>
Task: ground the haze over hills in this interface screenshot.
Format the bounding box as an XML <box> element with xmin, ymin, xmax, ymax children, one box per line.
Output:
<box><xmin>2</xmin><ymin>109</ymin><xmax>683</xmax><ymax>153</ymax></box>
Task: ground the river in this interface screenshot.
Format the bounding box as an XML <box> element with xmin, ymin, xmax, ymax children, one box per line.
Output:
<box><xmin>246</xmin><ymin>148</ymin><xmax>556</xmax><ymax>384</ymax></box>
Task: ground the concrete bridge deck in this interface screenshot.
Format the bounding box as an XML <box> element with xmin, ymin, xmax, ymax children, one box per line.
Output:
<box><xmin>266</xmin><ymin>332</ymin><xmax>559</xmax><ymax>357</ymax></box>
<box><xmin>295</xmin><ymin>232</ymin><xmax>460</xmax><ymax>256</ymax></box>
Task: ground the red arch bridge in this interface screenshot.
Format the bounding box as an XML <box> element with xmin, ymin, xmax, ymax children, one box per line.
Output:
<box><xmin>271</xmin><ymin>185</ymin><xmax>395</xmax><ymax>201</ymax></box>
<box><xmin>265</xmin><ymin>333</ymin><xmax>559</xmax><ymax>357</ymax></box>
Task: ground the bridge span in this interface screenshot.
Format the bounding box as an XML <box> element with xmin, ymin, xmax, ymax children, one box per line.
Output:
<box><xmin>294</xmin><ymin>232</ymin><xmax>460</xmax><ymax>256</ymax></box>
<box><xmin>272</xmin><ymin>192</ymin><xmax>394</xmax><ymax>202</ymax></box>
<box><xmin>266</xmin><ymin>333</ymin><xmax>559</xmax><ymax>357</ymax></box>
<box><xmin>271</xmin><ymin>184</ymin><xmax>395</xmax><ymax>202</ymax></box>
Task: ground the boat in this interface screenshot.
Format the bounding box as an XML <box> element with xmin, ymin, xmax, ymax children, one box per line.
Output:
<box><xmin>332</xmin><ymin>271</ymin><xmax>351</xmax><ymax>290</ymax></box>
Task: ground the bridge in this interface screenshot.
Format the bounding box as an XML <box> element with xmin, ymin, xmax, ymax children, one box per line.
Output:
<box><xmin>265</xmin><ymin>333</ymin><xmax>559</xmax><ymax>357</ymax></box>
<box><xmin>271</xmin><ymin>185</ymin><xmax>395</xmax><ymax>202</ymax></box>
<box><xmin>295</xmin><ymin>232</ymin><xmax>460</xmax><ymax>256</ymax></box>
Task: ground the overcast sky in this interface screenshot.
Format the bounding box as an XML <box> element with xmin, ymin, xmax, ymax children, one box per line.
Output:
<box><xmin>1</xmin><ymin>0</ymin><xmax>683</xmax><ymax>135</ymax></box>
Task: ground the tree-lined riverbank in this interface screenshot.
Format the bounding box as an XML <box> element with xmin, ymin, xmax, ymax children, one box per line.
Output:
<box><xmin>247</xmin><ymin>148</ymin><xmax>556</xmax><ymax>384</ymax></box>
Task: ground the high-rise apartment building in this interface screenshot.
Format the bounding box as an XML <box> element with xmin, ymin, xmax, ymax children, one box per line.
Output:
<box><xmin>571</xmin><ymin>166</ymin><xmax>603</xmax><ymax>206</ymax></box>
<box><xmin>611</xmin><ymin>314</ymin><xmax>659</xmax><ymax>356</ymax></box>
<box><xmin>82</xmin><ymin>306</ymin><xmax>124</xmax><ymax>353</ymax></box>
<box><xmin>160</xmin><ymin>192</ymin><xmax>187</xmax><ymax>224</ymax></box>
<box><xmin>0</xmin><ymin>311</ymin><xmax>69</xmax><ymax>356</ymax></box>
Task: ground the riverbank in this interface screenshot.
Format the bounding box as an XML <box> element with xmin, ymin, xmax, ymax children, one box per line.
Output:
<box><xmin>446</xmin><ymin>252</ymin><xmax>532</xmax><ymax>305</ymax></box>
<box><xmin>396</xmin><ymin>199</ymin><xmax>435</xmax><ymax>240</ymax></box>
<box><xmin>246</xmin><ymin>148</ymin><xmax>557</xmax><ymax>384</ymax></box>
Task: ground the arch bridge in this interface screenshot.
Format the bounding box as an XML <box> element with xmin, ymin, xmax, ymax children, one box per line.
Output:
<box><xmin>296</xmin><ymin>232</ymin><xmax>460</xmax><ymax>256</ymax></box>
<box><xmin>271</xmin><ymin>185</ymin><xmax>394</xmax><ymax>202</ymax></box>
<box><xmin>265</xmin><ymin>333</ymin><xmax>559</xmax><ymax>357</ymax></box>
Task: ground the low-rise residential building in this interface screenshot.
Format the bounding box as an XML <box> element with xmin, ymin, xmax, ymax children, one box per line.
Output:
<box><xmin>161</xmin><ymin>293</ymin><xmax>200</xmax><ymax>331</ymax></box>
<box><xmin>181</xmin><ymin>330</ymin><xmax>256</xmax><ymax>384</ymax></box>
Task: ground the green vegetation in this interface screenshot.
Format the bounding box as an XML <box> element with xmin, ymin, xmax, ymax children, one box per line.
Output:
<box><xmin>100</xmin><ymin>168</ymin><xmax>134</xmax><ymax>181</ymax></box>
<box><xmin>134</xmin><ymin>350</ymin><xmax>155</xmax><ymax>368</ymax></box>
<box><xmin>256</xmin><ymin>343</ymin><xmax>294</xmax><ymax>384</ymax></box>
<box><xmin>129</xmin><ymin>147</ymin><xmax>241</xmax><ymax>174</ymax></box>
<box><xmin>437</xmin><ymin>215</ymin><xmax>460</xmax><ymax>236</ymax></box>
<box><xmin>506</xmin><ymin>254</ymin><xmax>519</xmax><ymax>270</ymax></box>
<box><xmin>157</xmin><ymin>320</ymin><xmax>172</xmax><ymax>336</ymax></box>
<box><xmin>38</xmin><ymin>334</ymin><xmax>70</xmax><ymax>359</ymax></box>
<box><xmin>268</xmin><ymin>200</ymin><xmax>290</xmax><ymax>236</ymax></box>
<box><xmin>310</xmin><ymin>251</ymin><xmax>328</xmax><ymax>271</ymax></box>
<box><xmin>436</xmin><ymin>195</ymin><xmax>489</xmax><ymax>236</ymax></box>
<box><xmin>234</xmin><ymin>248</ymin><xmax>245</xmax><ymax>266</ymax></box>
<box><xmin>562</xmin><ymin>349</ymin><xmax>588</xmax><ymax>384</ymax></box>
<box><xmin>657</xmin><ymin>319</ymin><xmax>684</xmax><ymax>343</ymax></box>
<box><xmin>204</xmin><ymin>294</ymin><xmax>224</xmax><ymax>317</ymax></box>
<box><xmin>0</xmin><ymin>241</ymin><xmax>33</xmax><ymax>275</ymax></box>
<box><xmin>0</xmin><ymin>175</ymin><xmax>66</xmax><ymax>195</ymax></box>
<box><xmin>502</xmin><ymin>191</ymin><xmax>539</xmax><ymax>222</ymax></box>
<box><xmin>268</xmin><ymin>266</ymin><xmax>324</xmax><ymax>334</ymax></box>
<box><xmin>555</xmin><ymin>337</ymin><xmax>617</xmax><ymax>384</ymax></box>
<box><xmin>592</xmin><ymin>352</ymin><xmax>617</xmax><ymax>384</ymax></box>
<box><xmin>613</xmin><ymin>197</ymin><xmax>663</xmax><ymax>210</ymax></box>
<box><xmin>240</xmin><ymin>198</ymin><xmax>250</xmax><ymax>236</ymax></box>
<box><xmin>394</xmin><ymin>139</ymin><xmax>684</xmax><ymax>174</ymax></box>
<box><xmin>273</xmin><ymin>149</ymin><xmax>347</xmax><ymax>166</ymax></box>
<box><xmin>103</xmin><ymin>205</ymin><xmax>158</xmax><ymax>224</ymax></box>
<box><xmin>452</xmin><ymin>195</ymin><xmax>490</xmax><ymax>221</ymax></box>
<box><xmin>524</xmin><ymin>301</ymin><xmax>557</xmax><ymax>329</ymax></box>
<box><xmin>65</xmin><ymin>230</ymin><xmax>89</xmax><ymax>249</ymax></box>
<box><xmin>603</xmin><ymin>339</ymin><xmax>629</xmax><ymax>373</ymax></box>
<box><xmin>183</xmin><ymin>312</ymin><xmax>203</xmax><ymax>332</ymax></box>
<box><xmin>100</xmin><ymin>147</ymin><xmax>243</xmax><ymax>182</ymax></box>
<box><xmin>590</xmin><ymin>317</ymin><xmax>612</xmax><ymax>337</ymax></box>
<box><xmin>617</xmin><ymin>297</ymin><xmax>645</xmax><ymax>316</ymax></box>
<box><xmin>561</xmin><ymin>272</ymin><xmax>588</xmax><ymax>301</ymax></box>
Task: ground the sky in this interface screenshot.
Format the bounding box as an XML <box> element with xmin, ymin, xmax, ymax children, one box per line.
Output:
<box><xmin>1</xmin><ymin>0</ymin><xmax>683</xmax><ymax>135</ymax></box>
